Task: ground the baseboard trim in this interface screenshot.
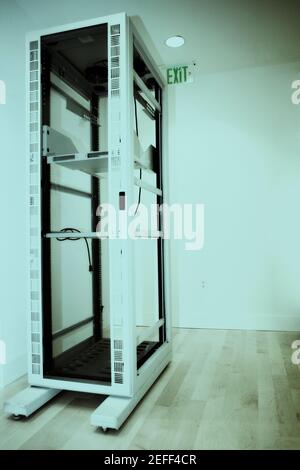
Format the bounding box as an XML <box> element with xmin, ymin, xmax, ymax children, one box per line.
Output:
<box><xmin>174</xmin><ymin>314</ymin><xmax>300</xmax><ymax>332</ymax></box>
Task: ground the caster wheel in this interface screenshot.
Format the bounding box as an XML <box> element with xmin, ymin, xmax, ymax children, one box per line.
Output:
<box><xmin>12</xmin><ymin>414</ymin><xmax>22</xmax><ymax>421</ymax></box>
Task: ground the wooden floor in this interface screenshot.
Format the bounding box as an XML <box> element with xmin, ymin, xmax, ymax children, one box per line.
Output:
<box><xmin>1</xmin><ymin>328</ymin><xmax>300</xmax><ymax>450</ymax></box>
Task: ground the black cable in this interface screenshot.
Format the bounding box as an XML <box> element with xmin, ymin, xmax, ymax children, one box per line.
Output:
<box><xmin>56</xmin><ymin>228</ymin><xmax>93</xmax><ymax>272</ymax></box>
<box><xmin>134</xmin><ymin>96</ymin><xmax>142</xmax><ymax>216</ymax></box>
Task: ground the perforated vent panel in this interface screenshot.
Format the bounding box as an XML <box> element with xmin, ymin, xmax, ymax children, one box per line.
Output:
<box><xmin>109</xmin><ymin>24</ymin><xmax>124</xmax><ymax>386</ymax></box>
<box><xmin>29</xmin><ymin>40</ymin><xmax>41</xmax><ymax>376</ymax></box>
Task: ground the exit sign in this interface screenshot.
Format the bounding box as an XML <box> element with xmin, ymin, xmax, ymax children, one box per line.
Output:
<box><xmin>166</xmin><ymin>65</ymin><xmax>193</xmax><ymax>85</ymax></box>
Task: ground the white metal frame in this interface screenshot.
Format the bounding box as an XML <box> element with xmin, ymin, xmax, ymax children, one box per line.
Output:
<box><xmin>6</xmin><ymin>12</ymin><xmax>171</xmax><ymax>427</ymax></box>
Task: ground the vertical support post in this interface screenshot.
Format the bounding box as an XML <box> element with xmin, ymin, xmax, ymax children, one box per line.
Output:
<box><xmin>155</xmin><ymin>86</ymin><xmax>166</xmax><ymax>344</ymax></box>
<box><xmin>41</xmin><ymin>46</ymin><xmax>53</xmax><ymax>371</ymax></box>
<box><xmin>90</xmin><ymin>93</ymin><xmax>102</xmax><ymax>340</ymax></box>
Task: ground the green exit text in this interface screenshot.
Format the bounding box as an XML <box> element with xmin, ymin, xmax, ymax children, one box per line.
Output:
<box><xmin>167</xmin><ymin>66</ymin><xmax>189</xmax><ymax>85</ymax></box>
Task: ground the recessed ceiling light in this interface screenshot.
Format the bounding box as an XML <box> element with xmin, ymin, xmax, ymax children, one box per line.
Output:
<box><xmin>165</xmin><ymin>36</ymin><xmax>185</xmax><ymax>48</ymax></box>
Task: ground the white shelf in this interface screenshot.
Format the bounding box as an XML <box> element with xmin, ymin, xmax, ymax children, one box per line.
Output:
<box><xmin>45</xmin><ymin>231</ymin><xmax>162</xmax><ymax>239</ymax></box>
<box><xmin>134</xmin><ymin>177</ymin><xmax>162</xmax><ymax>196</ymax></box>
<box><xmin>47</xmin><ymin>151</ymin><xmax>108</xmax><ymax>177</ymax></box>
<box><xmin>47</xmin><ymin>144</ymin><xmax>156</xmax><ymax>177</ymax></box>
<box><xmin>45</xmin><ymin>232</ymin><xmax>107</xmax><ymax>239</ymax></box>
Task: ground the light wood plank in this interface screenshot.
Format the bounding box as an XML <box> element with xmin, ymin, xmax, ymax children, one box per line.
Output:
<box><xmin>1</xmin><ymin>329</ymin><xmax>300</xmax><ymax>450</ymax></box>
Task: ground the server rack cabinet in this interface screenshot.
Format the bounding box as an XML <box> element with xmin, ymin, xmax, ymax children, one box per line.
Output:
<box><xmin>4</xmin><ymin>13</ymin><xmax>171</xmax><ymax>430</ymax></box>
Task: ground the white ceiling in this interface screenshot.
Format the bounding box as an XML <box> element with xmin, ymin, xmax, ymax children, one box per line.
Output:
<box><xmin>14</xmin><ymin>0</ymin><xmax>300</xmax><ymax>73</ymax></box>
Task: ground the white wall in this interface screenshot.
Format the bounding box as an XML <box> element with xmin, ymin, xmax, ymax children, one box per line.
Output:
<box><xmin>0</xmin><ymin>312</ymin><xmax>3</xmax><ymax>388</ymax></box>
<box><xmin>169</xmin><ymin>61</ymin><xmax>300</xmax><ymax>330</ymax></box>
